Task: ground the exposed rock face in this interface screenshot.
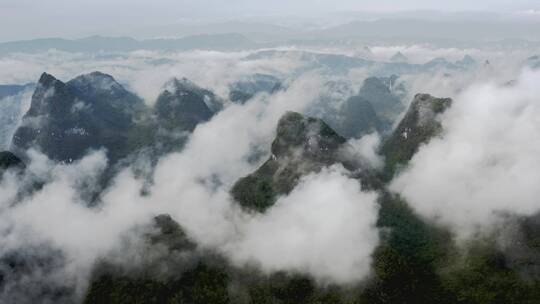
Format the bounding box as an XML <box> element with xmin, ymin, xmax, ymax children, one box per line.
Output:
<box><xmin>9</xmin><ymin>72</ymin><xmax>224</xmax><ymax>167</ymax></box>
<box><xmin>11</xmin><ymin>72</ymin><xmax>144</xmax><ymax>164</ymax></box>
<box><xmin>307</xmin><ymin>76</ymin><xmax>406</xmax><ymax>140</ymax></box>
<box><xmin>358</xmin><ymin>76</ymin><xmax>405</xmax><ymax>125</ymax></box>
<box><xmin>337</xmin><ymin>96</ymin><xmax>383</xmax><ymax>138</ymax></box>
<box><xmin>228</xmin><ymin>73</ymin><xmax>281</xmax><ymax>103</ymax></box>
<box><xmin>150</xmin><ymin>78</ymin><xmax>222</xmax><ymax>155</ymax></box>
<box><xmin>231</xmin><ymin>111</ymin><xmax>347</xmax><ymax>212</ymax></box>
<box><xmin>155</xmin><ymin>78</ymin><xmax>218</xmax><ymax>132</ymax></box>
<box><xmin>381</xmin><ymin>93</ymin><xmax>452</xmax><ymax>177</ymax></box>
<box><xmin>148</xmin><ymin>215</ymin><xmax>197</xmax><ymax>253</ymax></box>
<box><xmin>67</xmin><ymin>71</ymin><xmax>143</xmax><ymax>114</ymax></box>
<box><xmin>0</xmin><ymin>151</ymin><xmax>24</xmax><ymax>175</ymax></box>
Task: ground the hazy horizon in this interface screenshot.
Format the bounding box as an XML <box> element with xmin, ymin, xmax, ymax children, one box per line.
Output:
<box><xmin>1</xmin><ymin>0</ymin><xmax>540</xmax><ymax>41</ymax></box>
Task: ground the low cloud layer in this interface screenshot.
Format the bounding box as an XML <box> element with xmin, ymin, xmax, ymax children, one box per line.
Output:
<box><xmin>225</xmin><ymin>165</ymin><xmax>379</xmax><ymax>284</ymax></box>
<box><xmin>2</xmin><ymin>43</ymin><xmax>540</xmax><ymax>302</ymax></box>
<box><xmin>391</xmin><ymin>68</ymin><xmax>540</xmax><ymax>237</ymax></box>
<box><xmin>0</xmin><ymin>72</ymin><xmax>382</xmax><ymax>302</ymax></box>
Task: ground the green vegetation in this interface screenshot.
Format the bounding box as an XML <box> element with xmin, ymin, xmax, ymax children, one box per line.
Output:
<box><xmin>231</xmin><ymin>111</ymin><xmax>347</xmax><ymax>212</ymax></box>
<box><xmin>85</xmin><ymin>98</ymin><xmax>540</xmax><ymax>304</ymax></box>
<box><xmin>441</xmin><ymin>240</ymin><xmax>540</xmax><ymax>304</ymax></box>
<box><xmin>381</xmin><ymin>94</ymin><xmax>452</xmax><ymax>179</ymax></box>
<box><xmin>362</xmin><ymin>194</ymin><xmax>455</xmax><ymax>304</ymax></box>
<box><xmin>85</xmin><ymin>263</ymin><xmax>230</xmax><ymax>304</ymax></box>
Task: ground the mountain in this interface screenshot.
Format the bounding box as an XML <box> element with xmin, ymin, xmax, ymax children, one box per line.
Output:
<box><xmin>0</xmin><ymin>34</ymin><xmax>257</xmax><ymax>54</ymax></box>
<box><xmin>244</xmin><ymin>50</ymin><xmax>375</xmax><ymax>75</ymax></box>
<box><xmin>381</xmin><ymin>93</ymin><xmax>452</xmax><ymax>177</ymax></box>
<box><xmin>155</xmin><ymin>78</ymin><xmax>219</xmax><ymax>132</ymax></box>
<box><xmin>316</xmin><ymin>19</ymin><xmax>540</xmax><ymax>44</ymax></box>
<box><xmin>358</xmin><ymin>76</ymin><xmax>406</xmax><ymax>126</ymax></box>
<box><xmin>0</xmin><ymin>151</ymin><xmax>24</xmax><ymax>174</ymax></box>
<box><xmin>145</xmin><ymin>33</ymin><xmax>255</xmax><ymax>51</ymax></box>
<box><xmin>9</xmin><ymin>71</ymin><xmax>224</xmax><ymax>166</ymax></box>
<box><xmin>151</xmin><ymin>78</ymin><xmax>222</xmax><ymax>154</ymax></box>
<box><xmin>332</xmin><ymin>96</ymin><xmax>383</xmax><ymax>139</ymax></box>
<box><xmin>126</xmin><ymin>20</ymin><xmax>298</xmax><ymax>42</ymax></box>
<box><xmin>423</xmin><ymin>57</ymin><xmax>461</xmax><ymax>70</ymax></box>
<box><xmin>306</xmin><ymin>76</ymin><xmax>404</xmax><ymax>140</ymax></box>
<box><xmin>228</xmin><ymin>74</ymin><xmax>281</xmax><ymax>103</ymax></box>
<box><xmin>245</xmin><ymin>50</ymin><xmax>467</xmax><ymax>77</ymax></box>
<box><xmin>11</xmin><ymin>72</ymin><xmax>144</xmax><ymax>164</ymax></box>
<box><xmin>390</xmin><ymin>52</ymin><xmax>408</xmax><ymax>63</ymax></box>
<box><xmin>231</xmin><ymin>111</ymin><xmax>347</xmax><ymax>212</ymax></box>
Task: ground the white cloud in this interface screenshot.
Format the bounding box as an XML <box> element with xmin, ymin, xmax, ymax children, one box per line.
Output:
<box><xmin>340</xmin><ymin>133</ymin><xmax>384</xmax><ymax>169</ymax></box>
<box><xmin>0</xmin><ymin>68</ymin><xmax>383</xmax><ymax>303</ymax></box>
<box><xmin>391</xmin><ymin>68</ymin><xmax>540</xmax><ymax>238</ymax></box>
<box><xmin>224</xmin><ymin>165</ymin><xmax>379</xmax><ymax>284</ymax></box>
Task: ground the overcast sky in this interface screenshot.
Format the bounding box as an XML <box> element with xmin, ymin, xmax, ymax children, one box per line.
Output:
<box><xmin>1</xmin><ymin>0</ymin><xmax>539</xmax><ymax>41</ymax></box>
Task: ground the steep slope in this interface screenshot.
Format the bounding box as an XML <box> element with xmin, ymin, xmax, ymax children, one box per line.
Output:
<box><xmin>150</xmin><ymin>78</ymin><xmax>222</xmax><ymax>155</ymax></box>
<box><xmin>308</xmin><ymin>76</ymin><xmax>404</xmax><ymax>140</ymax></box>
<box><xmin>11</xmin><ymin>72</ymin><xmax>144</xmax><ymax>164</ymax></box>
<box><xmin>358</xmin><ymin>76</ymin><xmax>405</xmax><ymax>126</ymax></box>
<box><xmin>0</xmin><ymin>34</ymin><xmax>257</xmax><ymax>55</ymax></box>
<box><xmin>337</xmin><ymin>96</ymin><xmax>383</xmax><ymax>139</ymax></box>
<box><xmin>228</xmin><ymin>74</ymin><xmax>281</xmax><ymax>103</ymax></box>
<box><xmin>154</xmin><ymin>78</ymin><xmax>218</xmax><ymax>132</ymax></box>
<box><xmin>0</xmin><ymin>151</ymin><xmax>24</xmax><ymax>174</ymax></box>
<box><xmin>231</xmin><ymin>111</ymin><xmax>347</xmax><ymax>212</ymax></box>
<box><xmin>381</xmin><ymin>93</ymin><xmax>452</xmax><ymax>177</ymax></box>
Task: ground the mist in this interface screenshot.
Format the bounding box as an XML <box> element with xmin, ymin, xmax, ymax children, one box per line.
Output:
<box><xmin>2</xmin><ymin>4</ymin><xmax>540</xmax><ymax>302</ymax></box>
<box><xmin>391</xmin><ymin>68</ymin><xmax>540</xmax><ymax>238</ymax></box>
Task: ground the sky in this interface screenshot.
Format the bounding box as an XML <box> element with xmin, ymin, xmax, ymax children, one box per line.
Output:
<box><xmin>1</xmin><ymin>0</ymin><xmax>540</xmax><ymax>41</ymax></box>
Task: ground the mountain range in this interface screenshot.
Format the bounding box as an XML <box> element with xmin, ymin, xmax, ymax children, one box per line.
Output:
<box><xmin>3</xmin><ymin>69</ymin><xmax>540</xmax><ymax>303</ymax></box>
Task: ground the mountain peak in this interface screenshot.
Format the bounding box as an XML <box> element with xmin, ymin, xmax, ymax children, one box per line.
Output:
<box><xmin>154</xmin><ymin>78</ymin><xmax>217</xmax><ymax>137</ymax></box>
<box><xmin>390</xmin><ymin>51</ymin><xmax>408</xmax><ymax>63</ymax></box>
<box><xmin>164</xmin><ymin>77</ymin><xmax>200</xmax><ymax>94</ymax></box>
<box><xmin>37</xmin><ymin>72</ymin><xmax>59</xmax><ymax>87</ymax></box>
<box><xmin>12</xmin><ymin>71</ymin><xmax>142</xmax><ymax>163</ymax></box>
<box><xmin>381</xmin><ymin>93</ymin><xmax>452</xmax><ymax>178</ymax></box>
<box><xmin>272</xmin><ymin>111</ymin><xmax>345</xmax><ymax>158</ymax></box>
<box><xmin>410</xmin><ymin>93</ymin><xmax>452</xmax><ymax>124</ymax></box>
<box><xmin>232</xmin><ymin>112</ymin><xmax>347</xmax><ymax>212</ymax></box>
<box><xmin>68</xmin><ymin>71</ymin><xmax>123</xmax><ymax>93</ymax></box>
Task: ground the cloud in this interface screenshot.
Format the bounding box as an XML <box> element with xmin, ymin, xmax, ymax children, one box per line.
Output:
<box><xmin>391</xmin><ymin>68</ymin><xmax>540</xmax><ymax>238</ymax></box>
<box><xmin>0</xmin><ymin>49</ymin><xmax>302</xmax><ymax>105</ymax></box>
<box><xmin>0</xmin><ymin>70</ymin><xmax>383</xmax><ymax>302</ymax></box>
<box><xmin>224</xmin><ymin>165</ymin><xmax>379</xmax><ymax>284</ymax></box>
<box><xmin>0</xmin><ymin>89</ymin><xmax>33</xmax><ymax>149</ymax></box>
<box><xmin>2</xmin><ymin>43</ymin><xmax>536</xmax><ymax>301</ymax></box>
<box><xmin>340</xmin><ymin>133</ymin><xmax>384</xmax><ymax>169</ymax></box>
